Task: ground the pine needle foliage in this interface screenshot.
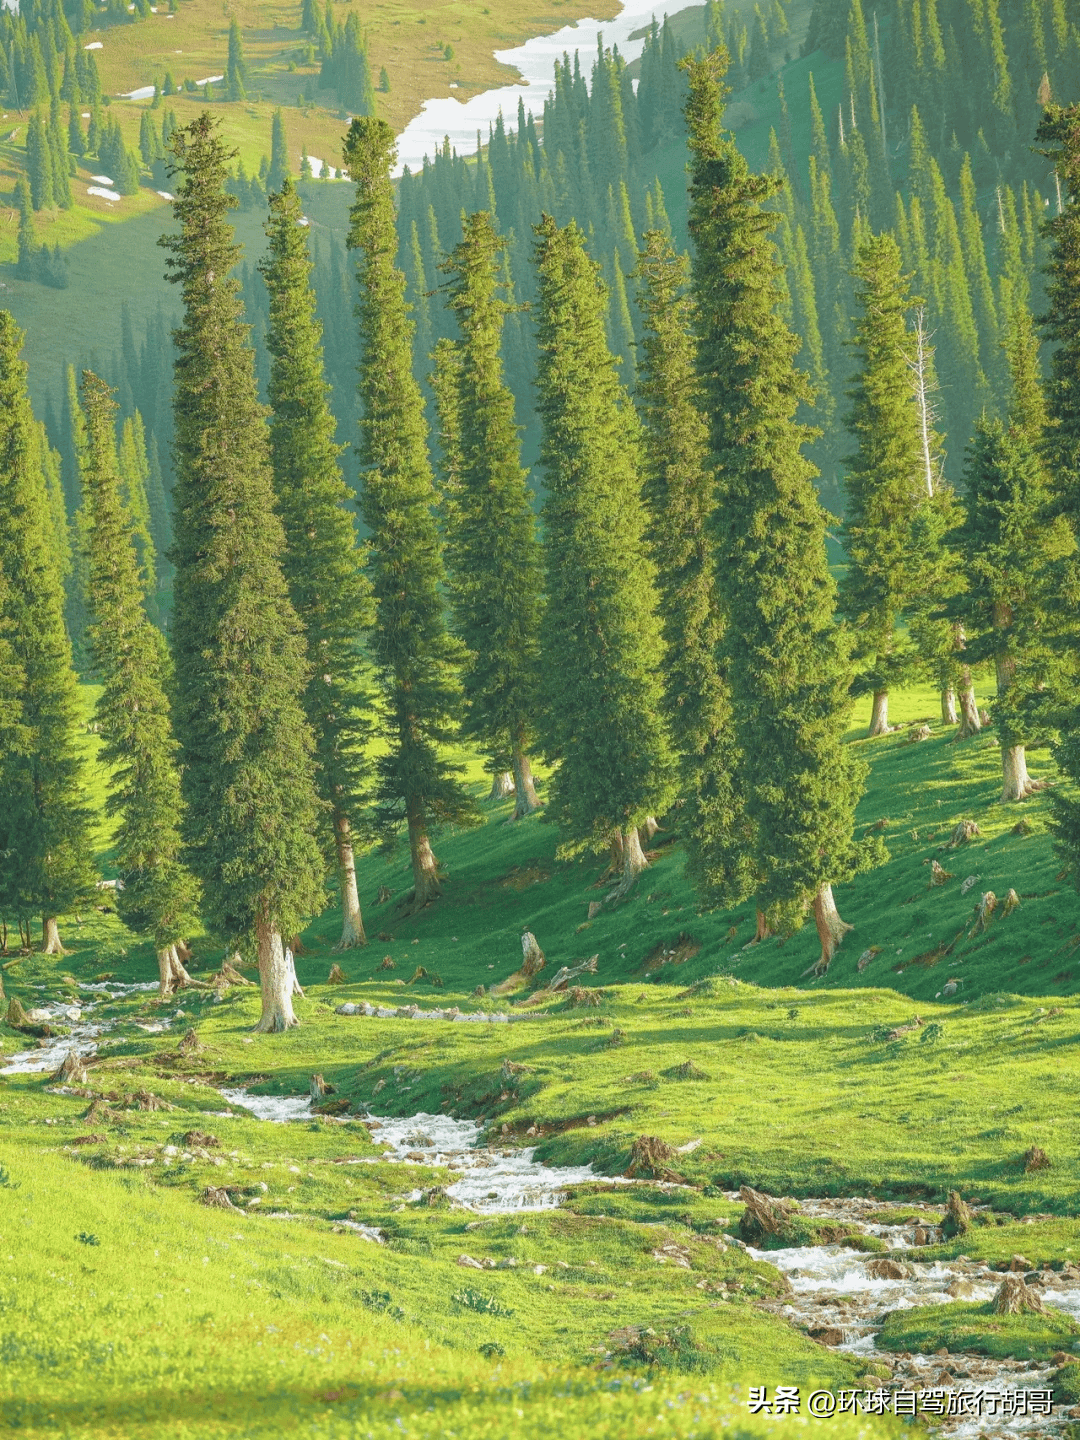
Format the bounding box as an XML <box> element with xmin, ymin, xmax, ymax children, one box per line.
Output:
<box><xmin>0</xmin><ymin>309</ymin><xmax>93</xmax><ymax>944</ymax></box>
<box><xmin>81</xmin><ymin>370</ymin><xmax>198</xmax><ymax>950</ymax></box>
<box><xmin>634</xmin><ymin>228</ymin><xmax>752</xmax><ymax>909</ymax></box>
<box><xmin>839</xmin><ymin>232</ymin><xmax>925</xmax><ymax>695</ymax></box>
<box><xmin>342</xmin><ymin>118</ymin><xmax>478</xmax><ymax>907</ymax></box>
<box><xmin>682</xmin><ymin>51</ymin><xmax>874</xmax><ymax>937</ymax></box>
<box><xmin>1034</xmin><ymin>104</ymin><xmax>1080</xmax><ymax>870</ymax></box>
<box><xmin>160</xmin><ymin>114</ymin><xmax>325</xmax><ymax>954</ymax></box>
<box><xmin>532</xmin><ymin>214</ymin><xmax>673</xmax><ymax>859</ymax></box>
<box><xmin>260</xmin><ymin>178</ymin><xmax>375</xmax><ymax>887</ymax></box>
<box><xmin>435</xmin><ymin>211</ymin><xmax>543</xmax><ymax>812</ymax></box>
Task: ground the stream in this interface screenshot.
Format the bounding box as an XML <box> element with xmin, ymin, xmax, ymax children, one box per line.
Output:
<box><xmin>220</xmin><ymin>1092</ymin><xmax>1080</xmax><ymax>1431</ymax></box>
<box><xmin>738</xmin><ymin>1195</ymin><xmax>1077</xmax><ymax>1436</ymax></box>
<box><xmin>10</xmin><ymin>1011</ymin><xmax>1079</xmax><ymax>1430</ymax></box>
<box><xmin>220</xmin><ymin>1090</ymin><xmax>602</xmax><ymax>1211</ymax></box>
<box><xmin>0</xmin><ymin>983</ymin><xmax>165</xmax><ymax>1075</ymax></box>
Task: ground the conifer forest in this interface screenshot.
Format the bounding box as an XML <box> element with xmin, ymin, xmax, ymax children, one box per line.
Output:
<box><xmin>6</xmin><ymin>0</ymin><xmax>1080</xmax><ymax>1432</ymax></box>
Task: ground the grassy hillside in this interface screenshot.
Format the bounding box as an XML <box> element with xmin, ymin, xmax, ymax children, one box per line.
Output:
<box><xmin>3</xmin><ymin>677</ymin><xmax>1080</xmax><ymax>1436</ymax></box>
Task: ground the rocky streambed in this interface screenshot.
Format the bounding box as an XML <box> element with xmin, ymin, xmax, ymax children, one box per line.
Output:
<box><xmin>740</xmin><ymin>1193</ymin><xmax>1080</xmax><ymax>1435</ymax></box>
<box><xmin>221</xmin><ymin>1090</ymin><xmax>605</xmax><ymax>1211</ymax></box>
<box><xmin>0</xmin><ymin>981</ymin><xmax>165</xmax><ymax>1074</ymax></box>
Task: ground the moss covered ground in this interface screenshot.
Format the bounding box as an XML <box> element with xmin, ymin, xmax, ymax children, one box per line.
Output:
<box><xmin>3</xmin><ymin>680</ymin><xmax>1080</xmax><ymax>1433</ymax></box>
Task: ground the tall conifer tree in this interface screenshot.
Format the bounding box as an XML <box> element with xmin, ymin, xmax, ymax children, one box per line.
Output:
<box><xmin>161</xmin><ymin>115</ymin><xmax>324</xmax><ymax>1030</ymax></box>
<box><xmin>839</xmin><ymin>233</ymin><xmax>927</xmax><ymax>736</ymax></box>
<box><xmin>434</xmin><ymin>211</ymin><xmax>544</xmax><ymax>819</ymax></box>
<box><xmin>684</xmin><ymin>52</ymin><xmax>874</xmax><ymax>967</ymax></box>
<box><xmin>81</xmin><ymin>371</ymin><xmax>198</xmax><ymax>994</ymax></box>
<box><xmin>1035</xmin><ymin>105</ymin><xmax>1080</xmax><ymax>870</ymax></box>
<box><xmin>533</xmin><ymin>214</ymin><xmax>673</xmax><ymax>897</ymax></box>
<box><xmin>342</xmin><ymin>117</ymin><xmax>478</xmax><ymax>910</ymax></box>
<box><xmin>0</xmin><ymin>310</ymin><xmax>93</xmax><ymax>953</ymax></box>
<box><xmin>635</xmin><ymin>228</ymin><xmax>752</xmax><ymax>909</ymax></box>
<box><xmin>260</xmin><ymin>178</ymin><xmax>375</xmax><ymax>950</ymax></box>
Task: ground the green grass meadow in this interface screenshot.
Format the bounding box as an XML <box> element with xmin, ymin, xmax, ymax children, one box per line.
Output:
<box><xmin>3</xmin><ymin>677</ymin><xmax>1080</xmax><ymax>1435</ymax></box>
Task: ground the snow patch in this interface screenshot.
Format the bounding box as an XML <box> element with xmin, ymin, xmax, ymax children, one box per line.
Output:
<box><xmin>84</xmin><ymin>40</ymin><xmax>103</xmax><ymax>49</ymax></box>
<box><xmin>121</xmin><ymin>85</ymin><xmax>156</xmax><ymax>101</ymax></box>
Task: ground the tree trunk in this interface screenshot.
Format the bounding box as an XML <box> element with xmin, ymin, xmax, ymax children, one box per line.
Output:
<box><xmin>641</xmin><ymin>815</ymin><xmax>660</xmax><ymax>841</ymax></box>
<box><xmin>754</xmin><ymin>909</ymin><xmax>773</xmax><ymax>944</ymax></box>
<box><xmin>254</xmin><ymin>914</ymin><xmax>298</xmax><ymax>1033</ymax></box>
<box><xmin>813</xmin><ymin>883</ymin><xmax>853</xmax><ymax>970</ymax></box>
<box><xmin>408</xmin><ymin>799</ymin><xmax>441</xmax><ymax>911</ymax></box>
<box><xmin>157</xmin><ymin>944</ymin><xmax>192</xmax><ymax>998</ymax></box>
<box><xmin>41</xmin><ymin>916</ymin><xmax>65</xmax><ymax>955</ymax></box>
<box><xmin>1002</xmin><ymin>744</ymin><xmax>1039</xmax><ymax>803</ymax></box>
<box><xmin>940</xmin><ymin>687</ymin><xmax>958</xmax><ymax>725</ymax></box>
<box><xmin>867</xmin><ymin>689</ymin><xmax>889</xmax><ymax>736</ymax></box>
<box><xmin>286</xmin><ymin>945</ymin><xmax>304</xmax><ymax>997</ymax></box>
<box><xmin>487</xmin><ymin>771</ymin><xmax>515</xmax><ymax>799</ymax></box>
<box><xmin>332</xmin><ymin>812</ymin><xmax>367</xmax><ymax>950</ymax></box>
<box><xmin>510</xmin><ymin>746</ymin><xmax>541</xmax><ymax>819</ymax></box>
<box><xmin>607</xmin><ymin>826</ymin><xmax>650</xmax><ymax>901</ymax></box>
<box><xmin>957</xmin><ymin>675</ymin><xmax>982</xmax><ymax>738</ymax></box>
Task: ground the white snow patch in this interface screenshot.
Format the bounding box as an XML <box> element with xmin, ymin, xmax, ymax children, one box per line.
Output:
<box><xmin>84</xmin><ymin>40</ymin><xmax>103</xmax><ymax>49</ymax></box>
<box><xmin>195</xmin><ymin>74</ymin><xmax>224</xmax><ymax>86</ymax></box>
<box><xmin>156</xmin><ymin>191</ymin><xmax>173</xmax><ymax>201</ymax></box>
<box><xmin>89</xmin><ymin>174</ymin><xmax>114</xmax><ymax>185</ymax></box>
<box><xmin>121</xmin><ymin>85</ymin><xmax>156</xmax><ymax>101</ymax></box>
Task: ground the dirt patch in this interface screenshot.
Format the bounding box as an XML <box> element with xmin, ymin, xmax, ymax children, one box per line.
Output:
<box><xmin>639</xmin><ymin>933</ymin><xmax>700</xmax><ymax>976</ymax></box>
<box><xmin>498</xmin><ymin>861</ymin><xmax>551</xmax><ymax>891</ymax></box>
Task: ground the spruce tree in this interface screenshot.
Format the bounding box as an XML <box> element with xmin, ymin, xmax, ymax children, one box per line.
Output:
<box><xmin>260</xmin><ymin>177</ymin><xmax>375</xmax><ymax>950</ymax></box>
<box><xmin>226</xmin><ymin>17</ymin><xmax>248</xmax><ymax>101</ymax></box>
<box><xmin>839</xmin><ymin>232</ymin><xmax>926</xmax><ymax>736</ymax></box>
<box><xmin>1035</xmin><ymin>104</ymin><xmax>1080</xmax><ymax>870</ymax></box>
<box><xmin>342</xmin><ymin>117</ymin><xmax>478</xmax><ymax>911</ymax></box>
<box><xmin>266</xmin><ymin>108</ymin><xmax>289</xmax><ymax>193</ymax></box>
<box><xmin>533</xmin><ymin>214</ymin><xmax>673</xmax><ymax>897</ymax></box>
<box><xmin>959</xmin><ymin>392</ymin><xmax>1069</xmax><ymax>803</ymax></box>
<box><xmin>434</xmin><ymin>210</ymin><xmax>543</xmax><ymax>819</ymax></box>
<box><xmin>81</xmin><ymin>371</ymin><xmax>198</xmax><ymax>994</ymax></box>
<box><xmin>684</xmin><ymin>52</ymin><xmax>874</xmax><ymax>967</ymax></box>
<box><xmin>161</xmin><ymin>115</ymin><xmax>324</xmax><ymax>1030</ymax></box>
<box><xmin>635</xmin><ymin>228</ymin><xmax>753</xmax><ymax>910</ymax></box>
<box><xmin>26</xmin><ymin>111</ymin><xmax>54</xmax><ymax>209</ymax></box>
<box><xmin>0</xmin><ymin>310</ymin><xmax>93</xmax><ymax>954</ymax></box>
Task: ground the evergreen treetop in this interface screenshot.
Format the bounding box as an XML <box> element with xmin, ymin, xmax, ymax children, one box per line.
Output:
<box><xmin>533</xmin><ymin>213</ymin><xmax>673</xmax><ymax>871</ymax></box>
<box><xmin>81</xmin><ymin>369</ymin><xmax>198</xmax><ymax>957</ymax></box>
<box><xmin>160</xmin><ymin>114</ymin><xmax>324</xmax><ymax>977</ymax></box>
<box><xmin>683</xmin><ymin>51</ymin><xmax>875</xmax><ymax>955</ymax></box>
<box><xmin>342</xmin><ymin>116</ymin><xmax>478</xmax><ymax>907</ymax></box>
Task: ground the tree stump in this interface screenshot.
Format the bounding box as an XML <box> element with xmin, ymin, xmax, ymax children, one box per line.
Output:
<box><xmin>520</xmin><ymin>932</ymin><xmax>545</xmax><ymax>978</ymax></box>
<box><xmin>993</xmin><ymin>1273</ymin><xmax>1045</xmax><ymax>1315</ymax></box>
<box><xmin>309</xmin><ymin>1073</ymin><xmax>334</xmax><ymax>1099</ymax></box>
<box><xmin>948</xmin><ymin>820</ymin><xmax>981</xmax><ymax>847</ymax></box>
<box><xmin>327</xmin><ymin>963</ymin><xmax>347</xmax><ymax>984</ymax></box>
<box><xmin>941</xmin><ymin>1190</ymin><xmax>972</xmax><ymax>1238</ymax></box>
<box><xmin>52</xmin><ymin>1050</ymin><xmax>87</xmax><ymax>1085</ymax></box>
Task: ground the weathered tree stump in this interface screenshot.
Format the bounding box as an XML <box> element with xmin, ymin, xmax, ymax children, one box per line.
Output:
<box><xmin>941</xmin><ymin>1190</ymin><xmax>972</xmax><ymax>1238</ymax></box>
<box><xmin>993</xmin><ymin>1273</ymin><xmax>1045</xmax><ymax>1315</ymax></box>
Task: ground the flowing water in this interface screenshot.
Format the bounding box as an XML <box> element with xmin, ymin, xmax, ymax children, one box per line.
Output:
<box><xmin>0</xmin><ymin>982</ymin><xmax>163</xmax><ymax>1075</ymax></box>
<box><xmin>738</xmin><ymin>1195</ymin><xmax>1078</xmax><ymax>1436</ymax></box>
<box><xmin>220</xmin><ymin>1089</ymin><xmax>601</xmax><ymax>1211</ymax></box>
